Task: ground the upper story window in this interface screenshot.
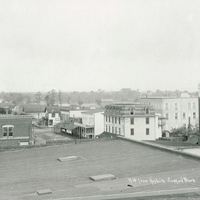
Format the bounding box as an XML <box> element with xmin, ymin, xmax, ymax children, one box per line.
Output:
<box><xmin>130</xmin><ymin>118</ymin><xmax>134</xmax><ymax>125</ymax></box>
<box><xmin>52</xmin><ymin>112</ymin><xmax>55</xmax><ymax>117</ymax></box>
<box><xmin>165</xmin><ymin>103</ymin><xmax>168</xmax><ymax>110</ymax></box>
<box><xmin>175</xmin><ymin>103</ymin><xmax>178</xmax><ymax>111</ymax></box>
<box><xmin>112</xmin><ymin>117</ymin><xmax>114</xmax><ymax>123</ymax></box>
<box><xmin>166</xmin><ymin>113</ymin><xmax>169</xmax><ymax>120</ymax></box>
<box><xmin>146</xmin><ymin>128</ymin><xmax>150</xmax><ymax>135</ymax></box>
<box><xmin>193</xmin><ymin>102</ymin><xmax>196</xmax><ymax>110</ymax></box>
<box><xmin>183</xmin><ymin>112</ymin><xmax>186</xmax><ymax>119</ymax></box>
<box><xmin>193</xmin><ymin>112</ymin><xmax>196</xmax><ymax>119</ymax></box>
<box><xmin>109</xmin><ymin>116</ymin><xmax>111</xmax><ymax>123</ymax></box>
<box><xmin>146</xmin><ymin>117</ymin><xmax>150</xmax><ymax>124</ymax></box>
<box><xmin>188</xmin><ymin>103</ymin><xmax>191</xmax><ymax>110</ymax></box>
<box><xmin>119</xmin><ymin>117</ymin><xmax>121</xmax><ymax>124</ymax></box>
<box><xmin>145</xmin><ymin>108</ymin><xmax>150</xmax><ymax>114</ymax></box>
<box><xmin>105</xmin><ymin>115</ymin><xmax>108</xmax><ymax>122</ymax></box>
<box><xmin>130</xmin><ymin>108</ymin><xmax>134</xmax><ymax>115</ymax></box>
<box><xmin>2</xmin><ymin>125</ymin><xmax>14</xmax><ymax>137</ymax></box>
<box><xmin>175</xmin><ymin>113</ymin><xmax>178</xmax><ymax>120</ymax></box>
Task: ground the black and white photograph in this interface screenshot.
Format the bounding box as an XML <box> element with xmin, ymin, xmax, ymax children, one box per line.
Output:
<box><xmin>1</xmin><ymin>0</ymin><xmax>200</xmax><ymax>199</ymax></box>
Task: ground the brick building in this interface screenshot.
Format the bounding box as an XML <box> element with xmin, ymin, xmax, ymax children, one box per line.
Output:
<box><xmin>0</xmin><ymin>115</ymin><xmax>32</xmax><ymax>147</ymax></box>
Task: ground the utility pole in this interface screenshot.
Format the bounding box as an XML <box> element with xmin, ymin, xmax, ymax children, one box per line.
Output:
<box><xmin>198</xmin><ymin>84</ymin><xmax>200</xmax><ymax>135</ymax></box>
<box><xmin>199</xmin><ymin>97</ymin><xmax>200</xmax><ymax>135</ymax></box>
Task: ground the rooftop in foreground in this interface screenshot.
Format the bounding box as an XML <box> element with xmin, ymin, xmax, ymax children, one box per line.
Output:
<box><xmin>1</xmin><ymin>139</ymin><xmax>200</xmax><ymax>200</ymax></box>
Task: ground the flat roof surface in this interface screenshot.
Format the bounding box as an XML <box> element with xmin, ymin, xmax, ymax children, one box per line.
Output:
<box><xmin>1</xmin><ymin>140</ymin><xmax>200</xmax><ymax>200</ymax></box>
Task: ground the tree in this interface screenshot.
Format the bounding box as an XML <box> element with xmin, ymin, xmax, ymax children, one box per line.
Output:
<box><xmin>35</xmin><ymin>92</ymin><xmax>42</xmax><ymax>103</ymax></box>
<box><xmin>58</xmin><ymin>90</ymin><xmax>62</xmax><ymax>106</ymax></box>
<box><xmin>45</xmin><ymin>90</ymin><xmax>56</xmax><ymax>106</ymax></box>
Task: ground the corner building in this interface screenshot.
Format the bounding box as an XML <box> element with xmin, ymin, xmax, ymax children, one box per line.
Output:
<box><xmin>104</xmin><ymin>103</ymin><xmax>162</xmax><ymax>141</ymax></box>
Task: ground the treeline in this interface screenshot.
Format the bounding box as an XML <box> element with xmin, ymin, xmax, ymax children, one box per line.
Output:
<box><xmin>0</xmin><ymin>89</ymin><xmax>198</xmax><ymax>106</ymax></box>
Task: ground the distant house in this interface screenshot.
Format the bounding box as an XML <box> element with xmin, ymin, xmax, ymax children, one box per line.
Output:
<box><xmin>101</xmin><ymin>99</ymin><xmax>117</xmax><ymax>108</ymax></box>
<box><xmin>0</xmin><ymin>103</ymin><xmax>14</xmax><ymax>114</ymax></box>
<box><xmin>46</xmin><ymin>106</ymin><xmax>61</xmax><ymax>127</ymax></box>
<box><xmin>13</xmin><ymin>104</ymin><xmax>46</xmax><ymax>121</ymax></box>
<box><xmin>81</xmin><ymin>103</ymin><xmax>101</xmax><ymax>110</ymax></box>
<box><xmin>0</xmin><ymin>115</ymin><xmax>32</xmax><ymax>147</ymax></box>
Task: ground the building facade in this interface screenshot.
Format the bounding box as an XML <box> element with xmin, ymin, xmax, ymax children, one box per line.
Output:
<box><xmin>81</xmin><ymin>110</ymin><xmax>104</xmax><ymax>137</ymax></box>
<box><xmin>140</xmin><ymin>95</ymin><xmax>199</xmax><ymax>131</ymax></box>
<box><xmin>104</xmin><ymin>103</ymin><xmax>162</xmax><ymax>141</ymax></box>
<box><xmin>0</xmin><ymin>115</ymin><xmax>32</xmax><ymax>147</ymax></box>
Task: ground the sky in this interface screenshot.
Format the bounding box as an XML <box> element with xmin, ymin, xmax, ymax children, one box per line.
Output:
<box><xmin>0</xmin><ymin>0</ymin><xmax>200</xmax><ymax>92</ymax></box>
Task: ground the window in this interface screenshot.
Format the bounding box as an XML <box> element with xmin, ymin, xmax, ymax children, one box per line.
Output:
<box><xmin>166</xmin><ymin>113</ymin><xmax>169</xmax><ymax>120</ymax></box>
<box><xmin>131</xmin><ymin>128</ymin><xmax>134</xmax><ymax>135</ymax></box>
<box><xmin>2</xmin><ymin>125</ymin><xmax>14</xmax><ymax>137</ymax></box>
<box><xmin>130</xmin><ymin>108</ymin><xmax>134</xmax><ymax>115</ymax></box>
<box><xmin>175</xmin><ymin>103</ymin><xmax>178</xmax><ymax>111</ymax></box>
<box><xmin>109</xmin><ymin>116</ymin><xmax>111</xmax><ymax>123</ymax></box>
<box><xmin>183</xmin><ymin>113</ymin><xmax>186</xmax><ymax>119</ymax></box>
<box><xmin>115</xmin><ymin>117</ymin><xmax>117</xmax><ymax>124</ymax></box>
<box><xmin>188</xmin><ymin>103</ymin><xmax>191</xmax><ymax>110</ymax></box>
<box><xmin>165</xmin><ymin>103</ymin><xmax>168</xmax><ymax>110</ymax></box>
<box><xmin>106</xmin><ymin>116</ymin><xmax>107</xmax><ymax>122</ymax></box>
<box><xmin>52</xmin><ymin>112</ymin><xmax>55</xmax><ymax>117</ymax></box>
<box><xmin>49</xmin><ymin>119</ymin><xmax>53</xmax><ymax>125</ymax></box>
<box><xmin>119</xmin><ymin>128</ymin><xmax>121</xmax><ymax>135</ymax></box>
<box><xmin>119</xmin><ymin>117</ymin><xmax>121</xmax><ymax>124</ymax></box>
<box><xmin>146</xmin><ymin>128</ymin><xmax>150</xmax><ymax>135</ymax></box>
<box><xmin>112</xmin><ymin>127</ymin><xmax>114</xmax><ymax>133</ymax></box>
<box><xmin>3</xmin><ymin>127</ymin><xmax>7</xmax><ymax>137</ymax></box>
<box><xmin>146</xmin><ymin>117</ymin><xmax>149</xmax><ymax>124</ymax></box>
<box><xmin>112</xmin><ymin>117</ymin><xmax>114</xmax><ymax>123</ymax></box>
<box><xmin>175</xmin><ymin>113</ymin><xmax>178</xmax><ymax>120</ymax></box>
<box><xmin>193</xmin><ymin>112</ymin><xmax>196</xmax><ymax>119</ymax></box>
<box><xmin>8</xmin><ymin>127</ymin><xmax>13</xmax><ymax>136</ymax></box>
<box><xmin>115</xmin><ymin>127</ymin><xmax>117</xmax><ymax>134</ymax></box>
<box><xmin>146</xmin><ymin>108</ymin><xmax>149</xmax><ymax>114</ymax></box>
<box><xmin>130</xmin><ymin>118</ymin><xmax>134</xmax><ymax>125</ymax></box>
<box><xmin>108</xmin><ymin>126</ymin><xmax>110</xmax><ymax>133</ymax></box>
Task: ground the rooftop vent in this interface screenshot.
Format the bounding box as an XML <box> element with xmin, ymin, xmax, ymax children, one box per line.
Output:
<box><xmin>89</xmin><ymin>174</ymin><xmax>116</xmax><ymax>181</ymax></box>
<box><xmin>57</xmin><ymin>156</ymin><xmax>79</xmax><ymax>162</ymax></box>
<box><xmin>36</xmin><ymin>189</ymin><xmax>52</xmax><ymax>195</ymax></box>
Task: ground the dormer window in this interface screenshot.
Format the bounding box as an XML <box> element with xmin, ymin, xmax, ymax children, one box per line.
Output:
<box><xmin>130</xmin><ymin>108</ymin><xmax>134</xmax><ymax>115</ymax></box>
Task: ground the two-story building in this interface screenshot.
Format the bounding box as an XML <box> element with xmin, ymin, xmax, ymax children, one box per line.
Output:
<box><xmin>81</xmin><ymin>109</ymin><xmax>104</xmax><ymax>138</ymax></box>
<box><xmin>46</xmin><ymin>106</ymin><xmax>61</xmax><ymax>127</ymax></box>
<box><xmin>104</xmin><ymin>103</ymin><xmax>162</xmax><ymax>141</ymax></box>
<box><xmin>140</xmin><ymin>93</ymin><xmax>198</xmax><ymax>131</ymax></box>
